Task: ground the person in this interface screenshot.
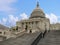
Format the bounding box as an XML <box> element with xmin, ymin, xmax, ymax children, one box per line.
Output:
<box><xmin>43</xmin><ymin>30</ymin><xmax>47</xmax><ymax>38</ymax></box>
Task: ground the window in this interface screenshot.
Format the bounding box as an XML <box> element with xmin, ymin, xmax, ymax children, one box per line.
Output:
<box><xmin>0</xmin><ymin>32</ymin><xmax>2</xmax><ymax>34</ymax></box>
<box><xmin>36</xmin><ymin>21</ymin><xmax>38</xmax><ymax>24</ymax></box>
<box><xmin>22</xmin><ymin>23</ymin><xmax>24</xmax><ymax>25</ymax></box>
<box><xmin>29</xmin><ymin>22</ymin><xmax>30</xmax><ymax>24</ymax></box>
<box><xmin>32</xmin><ymin>22</ymin><xmax>33</xmax><ymax>24</ymax></box>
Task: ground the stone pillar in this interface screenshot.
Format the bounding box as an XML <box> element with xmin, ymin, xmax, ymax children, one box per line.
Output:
<box><xmin>32</xmin><ymin>21</ymin><xmax>36</xmax><ymax>32</ymax></box>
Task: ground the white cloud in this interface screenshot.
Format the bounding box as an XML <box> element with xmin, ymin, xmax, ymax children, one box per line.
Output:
<box><xmin>0</xmin><ymin>15</ymin><xmax>18</xmax><ymax>27</ymax></box>
<box><xmin>2</xmin><ymin>18</ymin><xmax>7</xmax><ymax>24</ymax></box>
<box><xmin>0</xmin><ymin>20</ymin><xmax>1</xmax><ymax>23</ymax></box>
<box><xmin>20</xmin><ymin>13</ymin><xmax>28</xmax><ymax>20</ymax></box>
<box><xmin>0</xmin><ymin>18</ymin><xmax>7</xmax><ymax>25</ymax></box>
<box><xmin>8</xmin><ymin>15</ymin><xmax>18</xmax><ymax>22</ymax></box>
<box><xmin>0</xmin><ymin>0</ymin><xmax>17</xmax><ymax>13</ymax></box>
<box><xmin>0</xmin><ymin>13</ymin><xmax>28</xmax><ymax>27</ymax></box>
<box><xmin>8</xmin><ymin>15</ymin><xmax>19</xmax><ymax>27</ymax></box>
<box><xmin>46</xmin><ymin>13</ymin><xmax>60</xmax><ymax>24</ymax></box>
<box><xmin>8</xmin><ymin>13</ymin><xmax>28</xmax><ymax>27</ymax></box>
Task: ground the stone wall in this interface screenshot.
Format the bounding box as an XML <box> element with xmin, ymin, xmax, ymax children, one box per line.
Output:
<box><xmin>50</xmin><ymin>23</ymin><xmax>60</xmax><ymax>30</ymax></box>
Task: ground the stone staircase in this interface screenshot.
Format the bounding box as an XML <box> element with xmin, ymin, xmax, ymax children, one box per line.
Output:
<box><xmin>0</xmin><ymin>32</ymin><xmax>41</xmax><ymax>45</ymax></box>
<box><xmin>0</xmin><ymin>30</ymin><xmax>60</xmax><ymax>45</ymax></box>
<box><xmin>37</xmin><ymin>30</ymin><xmax>60</xmax><ymax>45</ymax></box>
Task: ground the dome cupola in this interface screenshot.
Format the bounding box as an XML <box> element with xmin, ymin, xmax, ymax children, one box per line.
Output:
<box><xmin>30</xmin><ymin>2</ymin><xmax>45</xmax><ymax>19</ymax></box>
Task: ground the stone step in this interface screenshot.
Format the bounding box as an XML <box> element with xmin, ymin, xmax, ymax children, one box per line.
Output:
<box><xmin>37</xmin><ymin>30</ymin><xmax>60</xmax><ymax>45</ymax></box>
<box><xmin>0</xmin><ymin>32</ymin><xmax>41</xmax><ymax>45</ymax></box>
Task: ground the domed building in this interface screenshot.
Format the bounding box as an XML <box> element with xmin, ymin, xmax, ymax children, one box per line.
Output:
<box><xmin>16</xmin><ymin>2</ymin><xmax>50</xmax><ymax>33</ymax></box>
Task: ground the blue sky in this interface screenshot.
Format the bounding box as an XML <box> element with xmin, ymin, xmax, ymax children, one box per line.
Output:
<box><xmin>0</xmin><ymin>0</ymin><xmax>60</xmax><ymax>27</ymax></box>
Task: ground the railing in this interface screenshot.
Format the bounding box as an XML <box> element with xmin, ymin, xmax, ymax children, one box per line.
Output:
<box><xmin>31</xmin><ymin>32</ymin><xmax>42</xmax><ymax>45</ymax></box>
<box><xmin>31</xmin><ymin>30</ymin><xmax>47</xmax><ymax>45</ymax></box>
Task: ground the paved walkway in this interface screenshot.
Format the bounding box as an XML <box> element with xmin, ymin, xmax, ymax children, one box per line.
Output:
<box><xmin>37</xmin><ymin>30</ymin><xmax>60</xmax><ymax>45</ymax></box>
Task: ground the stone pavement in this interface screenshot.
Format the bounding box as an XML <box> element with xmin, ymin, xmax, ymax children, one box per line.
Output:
<box><xmin>37</xmin><ymin>30</ymin><xmax>60</xmax><ymax>45</ymax></box>
<box><xmin>0</xmin><ymin>32</ymin><xmax>40</xmax><ymax>45</ymax></box>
